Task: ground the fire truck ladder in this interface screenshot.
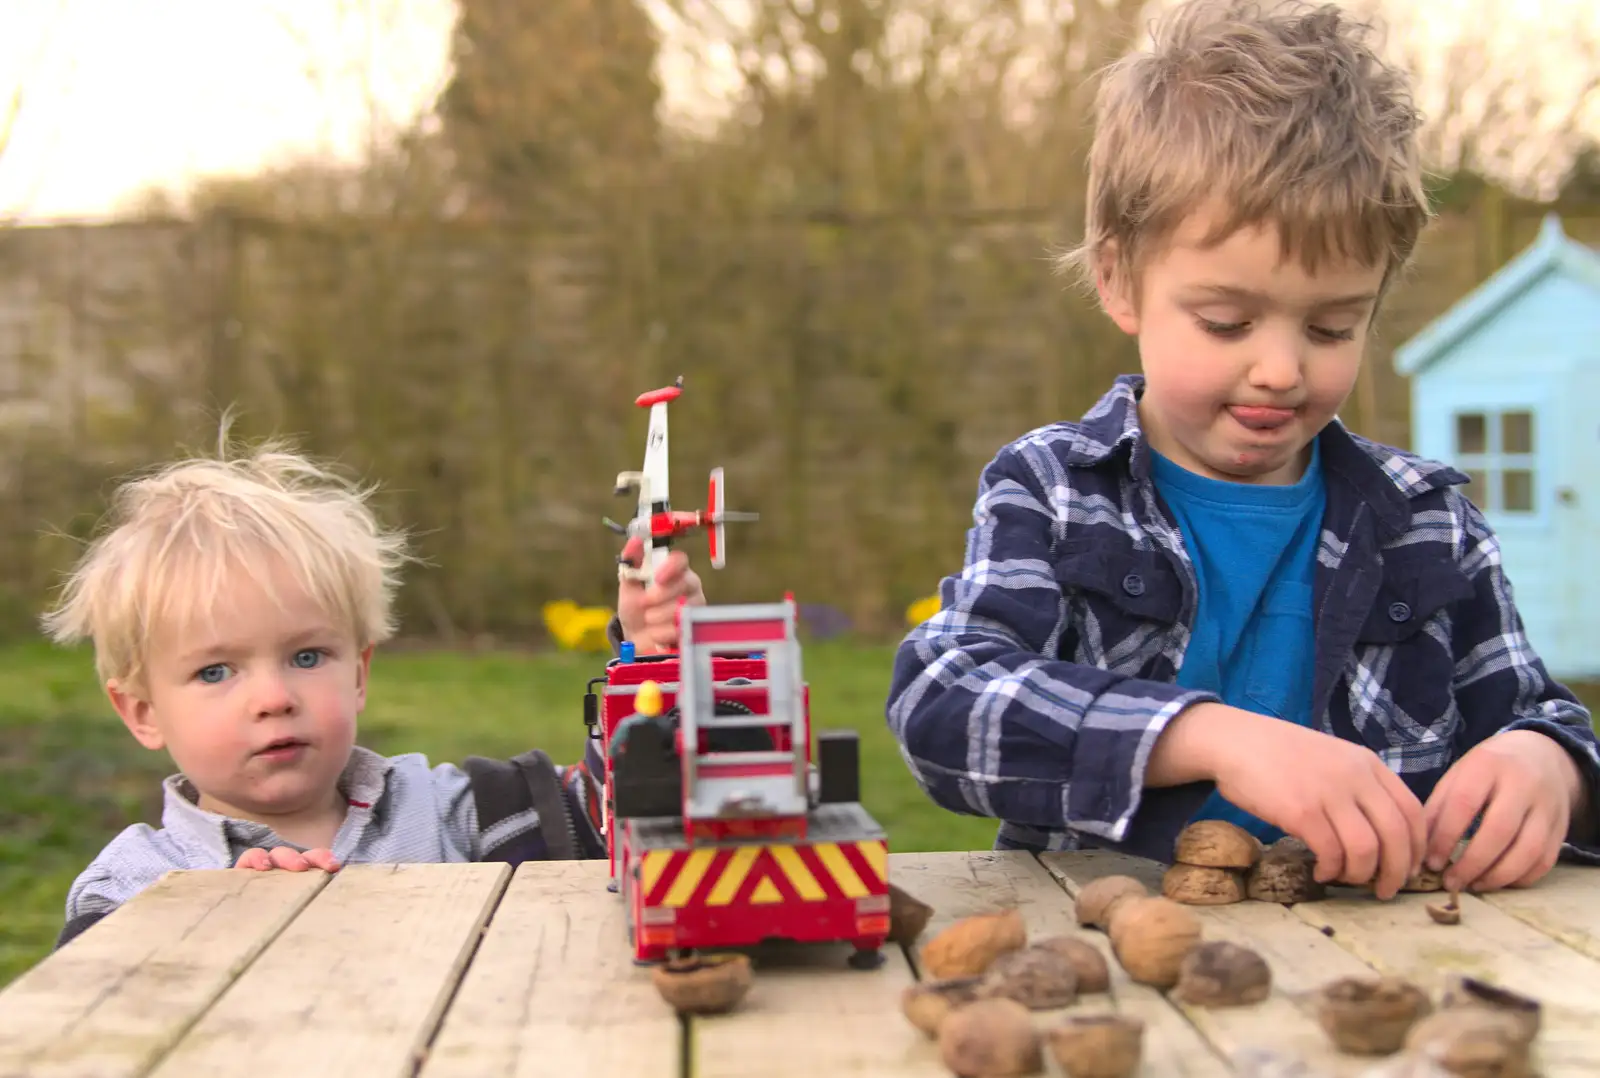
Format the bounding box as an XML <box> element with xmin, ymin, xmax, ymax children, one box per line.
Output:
<box><xmin>677</xmin><ymin>600</ymin><xmax>809</xmax><ymax>821</ymax></box>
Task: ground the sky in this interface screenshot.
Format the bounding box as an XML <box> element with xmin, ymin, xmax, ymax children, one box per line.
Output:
<box><xmin>0</xmin><ymin>0</ymin><xmax>460</xmax><ymax>221</ymax></box>
<box><xmin>0</xmin><ymin>0</ymin><xmax>1596</xmax><ymax>223</ymax></box>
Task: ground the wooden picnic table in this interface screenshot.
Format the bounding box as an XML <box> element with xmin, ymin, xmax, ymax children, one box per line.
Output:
<box><xmin>0</xmin><ymin>848</ymin><xmax>1595</xmax><ymax>1077</ymax></box>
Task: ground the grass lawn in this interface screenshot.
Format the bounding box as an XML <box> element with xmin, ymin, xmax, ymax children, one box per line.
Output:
<box><xmin>0</xmin><ymin>638</ymin><xmax>1000</xmax><ymax>988</ymax></box>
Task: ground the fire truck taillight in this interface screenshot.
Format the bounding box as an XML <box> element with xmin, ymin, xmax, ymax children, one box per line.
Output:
<box><xmin>855</xmin><ymin>893</ymin><xmax>890</xmax><ymax>936</ymax></box>
<box><xmin>640</xmin><ymin>905</ymin><xmax>677</xmax><ymax>948</ymax></box>
<box><xmin>641</xmin><ymin>925</ymin><xmax>676</xmax><ymax>948</ymax></box>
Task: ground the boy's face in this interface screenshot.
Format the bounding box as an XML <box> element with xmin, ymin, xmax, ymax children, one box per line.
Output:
<box><xmin>1097</xmin><ymin>204</ymin><xmax>1387</xmax><ymax>485</ymax></box>
<box><xmin>107</xmin><ymin>561</ymin><xmax>372</xmax><ymax>828</ymax></box>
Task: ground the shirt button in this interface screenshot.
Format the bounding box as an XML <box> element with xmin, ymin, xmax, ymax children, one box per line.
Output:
<box><xmin>1387</xmin><ymin>601</ymin><xmax>1412</xmax><ymax>623</ymax></box>
<box><xmin>1121</xmin><ymin>573</ymin><xmax>1146</xmax><ymax>597</ymax></box>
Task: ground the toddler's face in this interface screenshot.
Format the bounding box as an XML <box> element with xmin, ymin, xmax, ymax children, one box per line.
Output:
<box><xmin>110</xmin><ymin>562</ymin><xmax>369</xmax><ymax>827</ymax></box>
<box><xmin>1099</xmin><ymin>204</ymin><xmax>1387</xmax><ymax>485</ymax></box>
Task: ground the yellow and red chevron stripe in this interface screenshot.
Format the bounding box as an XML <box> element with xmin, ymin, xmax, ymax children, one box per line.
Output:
<box><xmin>639</xmin><ymin>840</ymin><xmax>887</xmax><ymax>908</ymax></box>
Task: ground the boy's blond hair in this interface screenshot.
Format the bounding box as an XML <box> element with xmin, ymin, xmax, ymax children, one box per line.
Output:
<box><xmin>41</xmin><ymin>424</ymin><xmax>411</xmax><ymax>692</ymax></box>
<box><xmin>1062</xmin><ymin>0</ymin><xmax>1432</xmax><ymax>294</ymax></box>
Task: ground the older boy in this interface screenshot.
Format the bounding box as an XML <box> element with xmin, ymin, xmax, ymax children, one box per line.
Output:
<box><xmin>887</xmin><ymin>0</ymin><xmax>1599</xmax><ymax>901</ymax></box>
<box><xmin>44</xmin><ymin>433</ymin><xmax>701</xmax><ymax>946</ymax></box>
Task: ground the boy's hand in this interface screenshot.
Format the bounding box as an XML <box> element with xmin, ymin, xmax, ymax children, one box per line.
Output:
<box><xmin>235</xmin><ymin>847</ymin><xmax>341</xmax><ymax>873</ymax></box>
<box><xmin>617</xmin><ymin>536</ymin><xmax>705</xmax><ymax>654</ymax></box>
<box><xmin>1156</xmin><ymin>703</ymin><xmax>1426</xmax><ymax>898</ymax></box>
<box><xmin>1422</xmin><ymin>730</ymin><xmax>1581</xmax><ymax>893</ymax></box>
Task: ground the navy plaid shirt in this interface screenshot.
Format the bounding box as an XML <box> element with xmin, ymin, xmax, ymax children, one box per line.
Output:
<box><xmin>887</xmin><ymin>375</ymin><xmax>1600</xmax><ymax>866</ymax></box>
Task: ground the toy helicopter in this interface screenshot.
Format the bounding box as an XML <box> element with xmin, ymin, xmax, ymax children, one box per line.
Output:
<box><xmin>603</xmin><ymin>375</ymin><xmax>758</xmax><ymax>584</ymax></box>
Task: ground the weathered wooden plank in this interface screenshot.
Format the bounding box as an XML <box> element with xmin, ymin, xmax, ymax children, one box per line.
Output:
<box><xmin>419</xmin><ymin>859</ymin><xmax>678</xmax><ymax>1078</ymax></box>
<box><xmin>148</xmin><ymin>863</ymin><xmax>510</xmax><ymax>1078</ymax></box>
<box><xmin>1040</xmin><ymin>849</ymin><xmax>1381</xmax><ymax>1078</ymax></box>
<box><xmin>1478</xmin><ymin>863</ymin><xmax>1600</xmax><ymax>963</ymax></box>
<box><xmin>1291</xmin><ymin>887</ymin><xmax>1600</xmax><ymax>1077</ymax></box>
<box><xmin>904</xmin><ymin>850</ymin><xmax>1233</xmax><ymax>1078</ymax></box>
<box><xmin>688</xmin><ymin>852</ymin><xmax>949</xmax><ymax>1078</ymax></box>
<box><xmin>0</xmin><ymin>869</ymin><xmax>327</xmax><ymax>1078</ymax></box>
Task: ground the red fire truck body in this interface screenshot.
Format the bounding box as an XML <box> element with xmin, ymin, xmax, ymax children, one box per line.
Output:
<box><xmin>584</xmin><ymin>599</ymin><xmax>891</xmax><ymax>968</ymax></box>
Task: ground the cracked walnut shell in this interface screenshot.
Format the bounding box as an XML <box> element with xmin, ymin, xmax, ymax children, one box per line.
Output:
<box><xmin>1033</xmin><ymin>935</ymin><xmax>1111</xmax><ymax>994</ymax></box>
<box><xmin>1247</xmin><ymin>837</ymin><xmax>1327</xmax><ymax>903</ymax></box>
<box><xmin>937</xmin><ymin>997</ymin><xmax>1043</xmax><ymax>1078</ymax></box>
<box><xmin>1162</xmin><ymin>863</ymin><xmax>1247</xmax><ymax>905</ymax></box>
<box><xmin>1174</xmin><ymin>820</ymin><xmax>1263</xmax><ymax>869</ymax></box>
<box><xmin>1403</xmin><ymin>1008</ymin><xmax>1532</xmax><ymax>1078</ymax></box>
<box><xmin>888</xmin><ymin>883</ymin><xmax>935</xmax><ymax>944</ymax></box>
<box><xmin>978</xmin><ymin>945</ymin><xmax>1079</xmax><ymax>1010</ymax></box>
<box><xmin>1314</xmin><ymin>974</ymin><xmax>1433</xmax><ymax>1055</ymax></box>
<box><xmin>1107</xmin><ymin>896</ymin><xmax>1203</xmax><ymax>988</ymax></box>
<box><xmin>1047</xmin><ymin>1014</ymin><xmax>1144</xmax><ymax>1078</ymax></box>
<box><xmin>1438</xmin><ymin>976</ymin><xmax>1541</xmax><ymax>1045</ymax></box>
<box><xmin>1075</xmin><ymin>875</ymin><xmax>1149</xmax><ymax>930</ymax></box>
<box><xmin>1171</xmin><ymin>940</ymin><xmax>1273</xmax><ymax>1007</ymax></box>
<box><xmin>919</xmin><ymin>907</ymin><xmax>1027</xmax><ymax>979</ymax></box>
<box><xmin>901</xmin><ymin>975</ymin><xmax>987</xmax><ymax>1038</ymax></box>
<box><xmin>651</xmin><ymin>953</ymin><xmax>752</xmax><ymax>1014</ymax></box>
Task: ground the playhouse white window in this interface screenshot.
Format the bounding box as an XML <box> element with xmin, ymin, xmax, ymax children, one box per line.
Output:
<box><xmin>1453</xmin><ymin>408</ymin><xmax>1535</xmax><ymax>514</ymax></box>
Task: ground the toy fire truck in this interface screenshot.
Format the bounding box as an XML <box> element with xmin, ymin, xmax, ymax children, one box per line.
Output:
<box><xmin>582</xmin><ymin>378</ymin><xmax>892</xmax><ymax>969</ymax></box>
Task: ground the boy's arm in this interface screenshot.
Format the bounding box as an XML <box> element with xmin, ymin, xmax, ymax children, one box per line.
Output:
<box><xmin>57</xmin><ymin>826</ymin><xmax>218</xmax><ymax>949</ymax></box>
<box><xmin>456</xmin><ymin>745</ymin><xmax>607</xmax><ymax>864</ymax></box>
<box><xmin>1450</xmin><ymin>496</ymin><xmax>1600</xmax><ymax>858</ymax></box>
<box><xmin>885</xmin><ymin>442</ymin><xmax>1222</xmax><ymax>845</ymax></box>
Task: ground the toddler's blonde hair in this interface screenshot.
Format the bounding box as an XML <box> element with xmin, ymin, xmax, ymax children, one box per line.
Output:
<box><xmin>41</xmin><ymin>421</ymin><xmax>411</xmax><ymax>692</ymax></box>
<box><xmin>1061</xmin><ymin>0</ymin><xmax>1432</xmax><ymax>294</ymax></box>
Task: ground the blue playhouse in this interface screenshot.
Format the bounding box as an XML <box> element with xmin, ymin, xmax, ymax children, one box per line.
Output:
<box><xmin>1393</xmin><ymin>213</ymin><xmax>1600</xmax><ymax>681</ymax></box>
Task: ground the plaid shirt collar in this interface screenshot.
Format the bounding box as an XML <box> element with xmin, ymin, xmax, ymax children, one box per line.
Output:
<box><xmin>1075</xmin><ymin>374</ymin><xmax>1467</xmax><ymax>535</ymax></box>
<box><xmin>158</xmin><ymin>744</ymin><xmax>394</xmax><ymax>865</ymax></box>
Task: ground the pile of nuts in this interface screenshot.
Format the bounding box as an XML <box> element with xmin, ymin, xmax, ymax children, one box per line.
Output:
<box><xmin>896</xmin><ymin>863</ymin><xmax>1536</xmax><ymax>1078</ymax></box>
<box><xmin>1074</xmin><ymin>874</ymin><xmax>1272</xmax><ymax>1005</ymax></box>
<box><xmin>902</xmin><ymin>875</ymin><xmax>1282</xmax><ymax>1076</ymax></box>
<box><xmin>1161</xmin><ymin>820</ymin><xmax>1463</xmax><ymax>925</ymax></box>
<box><xmin>902</xmin><ymin>906</ymin><xmax>1142</xmax><ymax>1078</ymax></box>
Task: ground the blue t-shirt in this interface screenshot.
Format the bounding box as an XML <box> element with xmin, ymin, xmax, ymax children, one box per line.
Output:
<box><xmin>1150</xmin><ymin>440</ymin><xmax>1326</xmax><ymax>842</ymax></box>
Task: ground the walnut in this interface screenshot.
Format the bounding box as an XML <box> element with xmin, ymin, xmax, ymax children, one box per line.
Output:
<box><xmin>920</xmin><ymin>908</ymin><xmax>1027</xmax><ymax>979</ymax></box>
<box><xmin>1247</xmin><ymin>837</ymin><xmax>1327</xmax><ymax>903</ymax></box>
<box><xmin>1107</xmin><ymin>896</ymin><xmax>1203</xmax><ymax>988</ymax></box>
<box><xmin>1171</xmin><ymin>940</ymin><xmax>1273</xmax><ymax>1007</ymax></box>
<box><xmin>1174</xmin><ymin>820</ymin><xmax>1264</xmax><ymax>869</ymax></box>
<box><xmin>1313</xmin><ymin>975</ymin><xmax>1433</xmax><ymax>1055</ymax></box>
<box><xmin>1426</xmin><ymin>891</ymin><xmax>1462</xmax><ymax>925</ymax></box>
<box><xmin>1075</xmin><ymin>875</ymin><xmax>1149</xmax><ymax>930</ymax></box>
<box><xmin>1046</xmin><ymin>1014</ymin><xmax>1144</xmax><ymax>1078</ymax></box>
<box><xmin>1162</xmin><ymin>863</ymin><xmax>1247</xmax><ymax>905</ymax></box>
<box><xmin>901</xmin><ymin>975</ymin><xmax>986</xmax><ymax>1038</ymax></box>
<box><xmin>978</xmin><ymin>945</ymin><xmax>1079</xmax><ymax>1009</ymax></box>
<box><xmin>888</xmin><ymin>883</ymin><xmax>935</xmax><ymax>944</ymax></box>
<box><xmin>1438</xmin><ymin>976</ymin><xmax>1541</xmax><ymax>1045</ymax></box>
<box><xmin>651</xmin><ymin>952</ymin><xmax>752</xmax><ymax>1014</ymax></box>
<box><xmin>937</xmin><ymin>997</ymin><xmax>1043</xmax><ymax>1077</ymax></box>
<box><xmin>1403</xmin><ymin>1008</ymin><xmax>1532</xmax><ymax>1078</ymax></box>
<box><xmin>1032</xmin><ymin>935</ymin><xmax>1110</xmax><ymax>994</ymax></box>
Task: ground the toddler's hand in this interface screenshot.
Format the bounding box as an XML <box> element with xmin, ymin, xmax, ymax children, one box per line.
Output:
<box><xmin>235</xmin><ymin>846</ymin><xmax>341</xmax><ymax>873</ymax></box>
<box><xmin>1423</xmin><ymin>729</ymin><xmax>1581</xmax><ymax>893</ymax></box>
<box><xmin>1183</xmin><ymin>704</ymin><xmax>1426</xmax><ymax>898</ymax></box>
<box><xmin>617</xmin><ymin>536</ymin><xmax>706</xmax><ymax>654</ymax></box>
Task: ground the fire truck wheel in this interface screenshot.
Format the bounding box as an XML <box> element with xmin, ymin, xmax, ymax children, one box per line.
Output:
<box><xmin>849</xmin><ymin>946</ymin><xmax>886</xmax><ymax>971</ymax></box>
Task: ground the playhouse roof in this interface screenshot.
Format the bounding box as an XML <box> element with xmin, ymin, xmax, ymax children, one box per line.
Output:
<box><xmin>1393</xmin><ymin>213</ymin><xmax>1600</xmax><ymax>377</ymax></box>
